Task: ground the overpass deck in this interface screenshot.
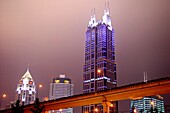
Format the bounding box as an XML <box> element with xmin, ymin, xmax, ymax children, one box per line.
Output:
<box><xmin>1</xmin><ymin>77</ymin><xmax>170</xmax><ymax>113</ymax></box>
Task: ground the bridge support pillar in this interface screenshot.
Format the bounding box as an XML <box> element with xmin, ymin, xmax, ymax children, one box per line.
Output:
<box><xmin>102</xmin><ymin>95</ymin><xmax>112</xmax><ymax>113</ymax></box>
<box><xmin>102</xmin><ymin>100</ymin><xmax>113</xmax><ymax>113</ymax></box>
<box><xmin>102</xmin><ymin>102</ymin><xmax>109</xmax><ymax>113</ymax></box>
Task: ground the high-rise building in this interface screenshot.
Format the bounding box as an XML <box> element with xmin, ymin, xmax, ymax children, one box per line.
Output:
<box><xmin>83</xmin><ymin>8</ymin><xmax>117</xmax><ymax>113</ymax></box>
<box><xmin>49</xmin><ymin>74</ymin><xmax>74</xmax><ymax>113</ymax></box>
<box><xmin>16</xmin><ymin>68</ymin><xmax>36</xmax><ymax>105</ymax></box>
<box><xmin>130</xmin><ymin>95</ymin><xmax>165</xmax><ymax>113</ymax></box>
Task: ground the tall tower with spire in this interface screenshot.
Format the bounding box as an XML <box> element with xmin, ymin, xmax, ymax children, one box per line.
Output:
<box><xmin>83</xmin><ymin>6</ymin><xmax>117</xmax><ymax>113</ymax></box>
<box><xmin>16</xmin><ymin>68</ymin><xmax>36</xmax><ymax>105</ymax></box>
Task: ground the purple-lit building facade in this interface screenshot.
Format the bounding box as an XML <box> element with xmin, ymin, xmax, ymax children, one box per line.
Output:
<box><xmin>83</xmin><ymin>8</ymin><xmax>117</xmax><ymax>113</ymax></box>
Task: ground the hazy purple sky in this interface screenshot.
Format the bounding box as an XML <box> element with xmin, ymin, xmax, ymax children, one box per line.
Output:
<box><xmin>0</xmin><ymin>0</ymin><xmax>170</xmax><ymax>111</ymax></box>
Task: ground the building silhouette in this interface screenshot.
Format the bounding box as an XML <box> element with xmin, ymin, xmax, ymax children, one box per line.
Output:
<box><xmin>16</xmin><ymin>68</ymin><xmax>36</xmax><ymax>105</ymax></box>
<box><xmin>83</xmin><ymin>7</ymin><xmax>117</xmax><ymax>113</ymax></box>
<box><xmin>130</xmin><ymin>95</ymin><xmax>165</xmax><ymax>113</ymax></box>
<box><xmin>49</xmin><ymin>74</ymin><xmax>73</xmax><ymax>113</ymax></box>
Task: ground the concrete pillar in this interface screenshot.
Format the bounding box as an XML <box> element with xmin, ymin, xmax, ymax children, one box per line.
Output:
<box><xmin>102</xmin><ymin>101</ymin><xmax>110</xmax><ymax>113</ymax></box>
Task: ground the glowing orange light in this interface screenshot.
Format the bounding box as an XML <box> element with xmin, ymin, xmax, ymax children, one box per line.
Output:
<box><xmin>29</xmin><ymin>81</ymin><xmax>33</xmax><ymax>84</ymax></box>
<box><xmin>44</xmin><ymin>97</ymin><xmax>48</xmax><ymax>101</ymax></box>
<box><xmin>110</xmin><ymin>104</ymin><xmax>114</xmax><ymax>107</ymax></box>
<box><xmin>97</xmin><ymin>69</ymin><xmax>101</xmax><ymax>73</ymax></box>
<box><xmin>134</xmin><ymin>109</ymin><xmax>137</xmax><ymax>113</ymax></box>
<box><xmin>150</xmin><ymin>101</ymin><xmax>154</xmax><ymax>106</ymax></box>
<box><xmin>2</xmin><ymin>94</ymin><xmax>6</xmax><ymax>98</ymax></box>
<box><xmin>39</xmin><ymin>84</ymin><xmax>43</xmax><ymax>88</ymax></box>
<box><xmin>94</xmin><ymin>108</ymin><xmax>98</xmax><ymax>112</ymax></box>
<box><xmin>59</xmin><ymin>109</ymin><xmax>62</xmax><ymax>111</ymax></box>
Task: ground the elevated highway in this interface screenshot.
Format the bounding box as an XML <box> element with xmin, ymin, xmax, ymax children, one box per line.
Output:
<box><xmin>1</xmin><ymin>77</ymin><xmax>170</xmax><ymax>113</ymax></box>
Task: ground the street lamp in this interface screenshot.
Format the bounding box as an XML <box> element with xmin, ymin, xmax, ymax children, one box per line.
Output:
<box><xmin>37</xmin><ymin>84</ymin><xmax>43</xmax><ymax>99</ymax></box>
<box><xmin>59</xmin><ymin>109</ymin><xmax>62</xmax><ymax>113</ymax></box>
<box><xmin>133</xmin><ymin>108</ymin><xmax>137</xmax><ymax>113</ymax></box>
<box><xmin>94</xmin><ymin>108</ymin><xmax>98</xmax><ymax>112</ymax></box>
<box><xmin>110</xmin><ymin>103</ymin><xmax>114</xmax><ymax>107</ymax></box>
<box><xmin>109</xmin><ymin>103</ymin><xmax>115</xmax><ymax>113</ymax></box>
<box><xmin>2</xmin><ymin>94</ymin><xmax>6</xmax><ymax>98</ymax></box>
<box><xmin>39</xmin><ymin>84</ymin><xmax>42</xmax><ymax>88</ymax></box>
<box><xmin>0</xmin><ymin>94</ymin><xmax>7</xmax><ymax>109</ymax></box>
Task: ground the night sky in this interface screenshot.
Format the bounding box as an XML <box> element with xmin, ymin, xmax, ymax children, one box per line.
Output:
<box><xmin>0</xmin><ymin>0</ymin><xmax>170</xmax><ymax>112</ymax></box>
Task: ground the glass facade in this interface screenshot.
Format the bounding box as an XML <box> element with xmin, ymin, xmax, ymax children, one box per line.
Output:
<box><xmin>130</xmin><ymin>96</ymin><xmax>165</xmax><ymax>113</ymax></box>
<box><xmin>83</xmin><ymin>9</ymin><xmax>117</xmax><ymax>113</ymax></box>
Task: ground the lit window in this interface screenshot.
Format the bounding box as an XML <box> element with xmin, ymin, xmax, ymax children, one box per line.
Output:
<box><xmin>64</xmin><ymin>80</ymin><xmax>69</xmax><ymax>84</ymax></box>
<box><xmin>20</xmin><ymin>81</ymin><xmax>23</xmax><ymax>84</ymax></box>
<box><xmin>55</xmin><ymin>80</ymin><xmax>60</xmax><ymax>83</ymax></box>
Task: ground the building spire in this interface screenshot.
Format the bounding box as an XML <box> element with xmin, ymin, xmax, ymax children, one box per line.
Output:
<box><xmin>91</xmin><ymin>8</ymin><xmax>95</xmax><ymax>17</ymax></box>
<box><xmin>91</xmin><ymin>9</ymin><xmax>93</xmax><ymax>17</ymax></box>
<box><xmin>108</xmin><ymin>1</ymin><xmax>110</xmax><ymax>12</ymax></box>
<box><xmin>93</xmin><ymin>8</ymin><xmax>95</xmax><ymax>16</ymax></box>
<box><xmin>88</xmin><ymin>8</ymin><xmax>97</xmax><ymax>28</ymax></box>
<box><xmin>27</xmin><ymin>62</ymin><xmax>30</xmax><ymax>72</ymax></box>
<box><xmin>102</xmin><ymin>3</ymin><xmax>112</xmax><ymax>30</ymax></box>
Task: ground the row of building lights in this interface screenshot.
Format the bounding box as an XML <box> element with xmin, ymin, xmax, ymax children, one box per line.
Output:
<box><xmin>132</xmin><ymin>100</ymin><xmax>155</xmax><ymax>113</ymax></box>
<box><xmin>84</xmin><ymin>103</ymin><xmax>114</xmax><ymax>113</ymax></box>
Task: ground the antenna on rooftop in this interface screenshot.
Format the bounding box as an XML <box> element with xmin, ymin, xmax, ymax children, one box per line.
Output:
<box><xmin>108</xmin><ymin>1</ymin><xmax>109</xmax><ymax>9</ymax></box>
<box><xmin>105</xmin><ymin>3</ymin><xmax>107</xmax><ymax>10</ymax></box>
<box><xmin>27</xmin><ymin>62</ymin><xmax>30</xmax><ymax>71</ymax></box>
<box><xmin>91</xmin><ymin>9</ymin><xmax>93</xmax><ymax>17</ymax></box>
<box><xmin>108</xmin><ymin>1</ymin><xmax>110</xmax><ymax>13</ymax></box>
<box><xmin>94</xmin><ymin>8</ymin><xmax>95</xmax><ymax>15</ymax></box>
<box><xmin>143</xmin><ymin>72</ymin><xmax>148</xmax><ymax>82</ymax></box>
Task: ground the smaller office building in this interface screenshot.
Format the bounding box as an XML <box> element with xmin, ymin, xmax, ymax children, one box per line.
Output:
<box><xmin>130</xmin><ymin>95</ymin><xmax>165</xmax><ymax>113</ymax></box>
<box><xmin>49</xmin><ymin>74</ymin><xmax>74</xmax><ymax>113</ymax></box>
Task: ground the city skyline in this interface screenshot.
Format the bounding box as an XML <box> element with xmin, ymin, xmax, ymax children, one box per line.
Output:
<box><xmin>0</xmin><ymin>0</ymin><xmax>170</xmax><ymax>112</ymax></box>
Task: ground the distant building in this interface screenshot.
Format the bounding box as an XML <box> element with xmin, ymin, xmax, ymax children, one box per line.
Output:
<box><xmin>16</xmin><ymin>68</ymin><xmax>36</xmax><ymax>105</ymax></box>
<box><xmin>83</xmin><ymin>7</ymin><xmax>117</xmax><ymax>113</ymax></box>
<box><xmin>49</xmin><ymin>74</ymin><xmax>74</xmax><ymax>113</ymax></box>
<box><xmin>130</xmin><ymin>95</ymin><xmax>165</xmax><ymax>113</ymax></box>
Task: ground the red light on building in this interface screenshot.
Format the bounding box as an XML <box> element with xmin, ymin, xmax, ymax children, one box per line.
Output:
<box><xmin>20</xmin><ymin>81</ymin><xmax>23</xmax><ymax>84</ymax></box>
<box><xmin>29</xmin><ymin>81</ymin><xmax>33</xmax><ymax>84</ymax></box>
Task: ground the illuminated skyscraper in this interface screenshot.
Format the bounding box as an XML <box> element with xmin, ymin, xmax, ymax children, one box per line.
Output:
<box><xmin>49</xmin><ymin>74</ymin><xmax>74</xmax><ymax>113</ymax></box>
<box><xmin>16</xmin><ymin>68</ymin><xmax>36</xmax><ymax>105</ymax></box>
<box><xmin>83</xmin><ymin>8</ymin><xmax>117</xmax><ymax>113</ymax></box>
<box><xmin>130</xmin><ymin>95</ymin><xmax>165</xmax><ymax>113</ymax></box>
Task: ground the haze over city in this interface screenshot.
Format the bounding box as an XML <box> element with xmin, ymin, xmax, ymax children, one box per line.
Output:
<box><xmin>0</xmin><ymin>0</ymin><xmax>170</xmax><ymax>112</ymax></box>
